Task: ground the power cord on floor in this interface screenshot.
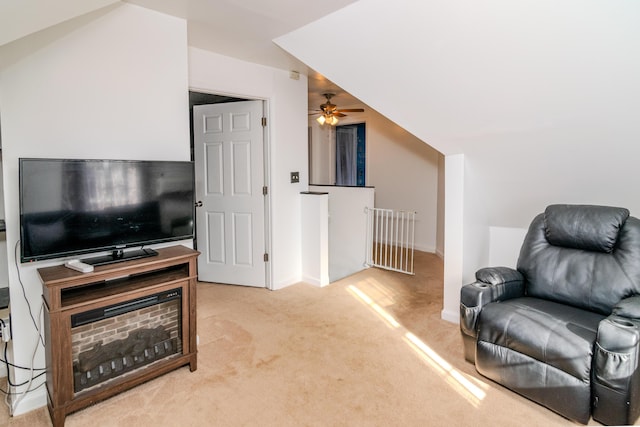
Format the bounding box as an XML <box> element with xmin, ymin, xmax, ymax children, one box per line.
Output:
<box><xmin>4</xmin><ymin>240</ymin><xmax>47</xmax><ymax>415</ymax></box>
<box><xmin>2</xmin><ymin>340</ymin><xmax>46</xmax><ymax>375</ymax></box>
<box><xmin>7</xmin><ymin>301</ymin><xmax>45</xmax><ymax>415</ymax></box>
<box><xmin>1</xmin><ymin>370</ymin><xmax>45</xmax><ymax>413</ymax></box>
<box><xmin>1</xmin><ymin>340</ymin><xmax>46</xmax><ymax>390</ymax></box>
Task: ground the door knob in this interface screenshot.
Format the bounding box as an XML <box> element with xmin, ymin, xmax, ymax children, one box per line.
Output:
<box><xmin>195</xmin><ymin>201</ymin><xmax>203</xmax><ymax>207</ymax></box>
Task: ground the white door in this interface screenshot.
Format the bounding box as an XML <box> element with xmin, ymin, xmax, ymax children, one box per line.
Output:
<box><xmin>193</xmin><ymin>101</ymin><xmax>266</xmax><ymax>287</ymax></box>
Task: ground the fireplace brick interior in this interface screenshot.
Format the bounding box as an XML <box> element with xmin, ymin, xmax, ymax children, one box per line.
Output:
<box><xmin>71</xmin><ymin>299</ymin><xmax>181</xmax><ymax>393</ymax></box>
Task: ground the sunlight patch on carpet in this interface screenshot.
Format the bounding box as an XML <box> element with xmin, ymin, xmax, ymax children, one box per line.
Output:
<box><xmin>404</xmin><ymin>332</ymin><xmax>487</xmax><ymax>407</ymax></box>
<box><xmin>347</xmin><ymin>284</ymin><xmax>401</xmax><ymax>329</ymax></box>
<box><xmin>346</xmin><ymin>283</ymin><xmax>488</xmax><ymax>407</ymax></box>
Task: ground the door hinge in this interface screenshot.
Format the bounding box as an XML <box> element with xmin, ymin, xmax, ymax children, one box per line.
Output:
<box><xmin>262</xmin><ymin>186</ymin><xmax>268</xmax><ymax>195</ymax></box>
<box><xmin>261</xmin><ymin>117</ymin><xmax>267</xmax><ymax>127</ymax></box>
<box><xmin>263</xmin><ymin>253</ymin><xmax>269</xmax><ymax>262</ymax></box>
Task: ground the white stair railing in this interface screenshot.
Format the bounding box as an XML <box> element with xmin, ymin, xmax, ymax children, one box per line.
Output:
<box><xmin>365</xmin><ymin>207</ymin><xmax>416</xmax><ymax>275</ymax></box>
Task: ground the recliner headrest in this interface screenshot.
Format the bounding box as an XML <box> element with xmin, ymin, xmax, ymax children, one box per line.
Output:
<box><xmin>544</xmin><ymin>204</ymin><xmax>629</xmax><ymax>253</ymax></box>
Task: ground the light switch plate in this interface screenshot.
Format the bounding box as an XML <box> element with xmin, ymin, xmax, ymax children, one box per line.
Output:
<box><xmin>290</xmin><ymin>172</ymin><xmax>299</xmax><ymax>183</ymax></box>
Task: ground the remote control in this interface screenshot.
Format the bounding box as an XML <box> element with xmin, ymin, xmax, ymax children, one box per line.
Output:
<box><xmin>64</xmin><ymin>260</ymin><xmax>94</xmax><ymax>273</ymax></box>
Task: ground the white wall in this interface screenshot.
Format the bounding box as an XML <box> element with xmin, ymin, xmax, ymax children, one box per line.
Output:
<box><xmin>276</xmin><ymin>0</ymin><xmax>640</xmax><ymax>322</ymax></box>
<box><xmin>442</xmin><ymin>154</ymin><xmax>464</xmax><ymax>323</ymax></box>
<box><xmin>436</xmin><ymin>154</ymin><xmax>445</xmax><ymax>258</ymax></box>
<box><xmin>188</xmin><ymin>47</ymin><xmax>308</xmax><ymax>290</ymax></box>
<box><xmin>309</xmin><ymin>107</ymin><xmax>441</xmax><ymax>253</ymax></box>
<box><xmin>301</xmin><ymin>192</ymin><xmax>329</xmax><ymax>287</ymax></box>
<box><xmin>0</xmin><ymin>3</ymin><xmax>189</xmax><ymax>414</ymax></box>
<box><xmin>0</xmin><ymin>6</ymin><xmax>312</xmax><ymax>414</ymax></box>
<box><xmin>309</xmin><ymin>185</ymin><xmax>374</xmax><ymax>282</ymax></box>
<box><xmin>366</xmin><ymin>109</ymin><xmax>440</xmax><ymax>253</ymax></box>
<box><xmin>488</xmin><ymin>227</ymin><xmax>527</xmax><ymax>268</ymax></box>
<box><xmin>309</xmin><ymin>121</ymin><xmax>333</xmax><ymax>185</ymax></box>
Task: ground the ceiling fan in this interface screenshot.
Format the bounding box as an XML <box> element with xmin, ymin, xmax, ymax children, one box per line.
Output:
<box><xmin>311</xmin><ymin>93</ymin><xmax>364</xmax><ymax>126</ymax></box>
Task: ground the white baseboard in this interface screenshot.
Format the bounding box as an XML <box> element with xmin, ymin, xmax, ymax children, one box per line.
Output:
<box><xmin>271</xmin><ymin>276</ymin><xmax>300</xmax><ymax>290</ymax></box>
<box><xmin>441</xmin><ymin>308</ymin><xmax>459</xmax><ymax>324</ymax></box>
<box><xmin>414</xmin><ymin>244</ymin><xmax>436</xmax><ymax>253</ymax></box>
<box><xmin>7</xmin><ymin>385</ymin><xmax>47</xmax><ymax>416</ymax></box>
<box><xmin>302</xmin><ymin>274</ymin><xmax>330</xmax><ymax>288</ymax></box>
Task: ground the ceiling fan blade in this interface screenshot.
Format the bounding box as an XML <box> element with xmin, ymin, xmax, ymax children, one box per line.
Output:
<box><xmin>334</xmin><ymin>112</ymin><xmax>347</xmax><ymax>117</ymax></box>
<box><xmin>336</xmin><ymin>108</ymin><xmax>365</xmax><ymax>113</ymax></box>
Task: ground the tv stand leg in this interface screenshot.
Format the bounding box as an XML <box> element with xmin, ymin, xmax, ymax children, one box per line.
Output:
<box><xmin>48</xmin><ymin>404</ymin><xmax>66</xmax><ymax>427</ymax></box>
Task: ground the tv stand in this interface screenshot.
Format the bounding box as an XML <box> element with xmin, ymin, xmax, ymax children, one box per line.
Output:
<box><xmin>38</xmin><ymin>245</ymin><xmax>199</xmax><ymax>427</ymax></box>
<box><xmin>83</xmin><ymin>248</ymin><xmax>158</xmax><ymax>266</ymax></box>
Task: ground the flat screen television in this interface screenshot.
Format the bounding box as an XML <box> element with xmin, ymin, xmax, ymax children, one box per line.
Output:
<box><xmin>19</xmin><ymin>158</ymin><xmax>195</xmax><ymax>265</ymax></box>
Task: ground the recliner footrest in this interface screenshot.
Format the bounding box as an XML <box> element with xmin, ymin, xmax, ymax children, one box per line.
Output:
<box><xmin>476</xmin><ymin>340</ymin><xmax>591</xmax><ymax>424</ymax></box>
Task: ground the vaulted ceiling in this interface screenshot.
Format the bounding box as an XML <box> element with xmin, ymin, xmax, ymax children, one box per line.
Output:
<box><xmin>0</xmin><ymin>0</ymin><xmax>363</xmax><ymax>112</ymax></box>
<box><xmin>125</xmin><ymin>0</ymin><xmax>359</xmax><ymax>72</ymax></box>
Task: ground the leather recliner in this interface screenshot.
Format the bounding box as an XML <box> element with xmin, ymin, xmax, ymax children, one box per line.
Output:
<box><xmin>460</xmin><ymin>204</ymin><xmax>640</xmax><ymax>425</ymax></box>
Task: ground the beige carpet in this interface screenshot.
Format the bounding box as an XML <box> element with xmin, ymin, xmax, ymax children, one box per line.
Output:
<box><xmin>2</xmin><ymin>251</ymin><xmax>599</xmax><ymax>426</ymax></box>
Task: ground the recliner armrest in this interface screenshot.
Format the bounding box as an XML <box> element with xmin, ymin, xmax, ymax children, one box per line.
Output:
<box><xmin>459</xmin><ymin>267</ymin><xmax>525</xmax><ymax>338</ymax></box>
<box><xmin>459</xmin><ymin>267</ymin><xmax>525</xmax><ymax>363</ymax></box>
<box><xmin>475</xmin><ymin>266</ymin><xmax>524</xmax><ymax>287</ymax></box>
<box><xmin>461</xmin><ymin>267</ymin><xmax>525</xmax><ymax>309</ymax></box>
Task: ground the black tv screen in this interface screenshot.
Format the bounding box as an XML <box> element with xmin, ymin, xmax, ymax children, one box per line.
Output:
<box><xmin>19</xmin><ymin>158</ymin><xmax>195</xmax><ymax>264</ymax></box>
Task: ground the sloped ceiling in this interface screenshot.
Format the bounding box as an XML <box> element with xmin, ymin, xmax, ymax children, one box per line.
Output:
<box><xmin>0</xmin><ymin>0</ymin><xmax>358</xmax><ymax>72</ymax></box>
<box><xmin>276</xmin><ymin>0</ymin><xmax>640</xmax><ymax>155</ymax></box>
<box><xmin>0</xmin><ymin>0</ymin><xmax>119</xmax><ymax>46</ymax></box>
<box><xmin>0</xmin><ymin>0</ymin><xmax>365</xmax><ymax>118</ymax></box>
<box><xmin>127</xmin><ymin>0</ymin><xmax>359</xmax><ymax>72</ymax></box>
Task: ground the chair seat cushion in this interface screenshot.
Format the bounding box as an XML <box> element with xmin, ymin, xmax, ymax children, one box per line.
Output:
<box><xmin>478</xmin><ymin>297</ymin><xmax>605</xmax><ymax>381</ymax></box>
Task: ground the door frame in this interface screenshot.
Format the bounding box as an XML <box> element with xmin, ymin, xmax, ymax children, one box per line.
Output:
<box><xmin>261</xmin><ymin>99</ymin><xmax>272</xmax><ymax>290</ymax></box>
<box><xmin>189</xmin><ymin>89</ymin><xmax>273</xmax><ymax>290</ymax></box>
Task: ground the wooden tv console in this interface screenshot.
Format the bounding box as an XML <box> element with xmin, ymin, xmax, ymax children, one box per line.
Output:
<box><xmin>38</xmin><ymin>245</ymin><xmax>199</xmax><ymax>427</ymax></box>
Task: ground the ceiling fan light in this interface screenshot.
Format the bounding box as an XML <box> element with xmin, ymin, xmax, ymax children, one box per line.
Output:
<box><xmin>316</xmin><ymin>115</ymin><xmax>326</xmax><ymax>125</ymax></box>
<box><xmin>328</xmin><ymin>116</ymin><xmax>339</xmax><ymax>126</ymax></box>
